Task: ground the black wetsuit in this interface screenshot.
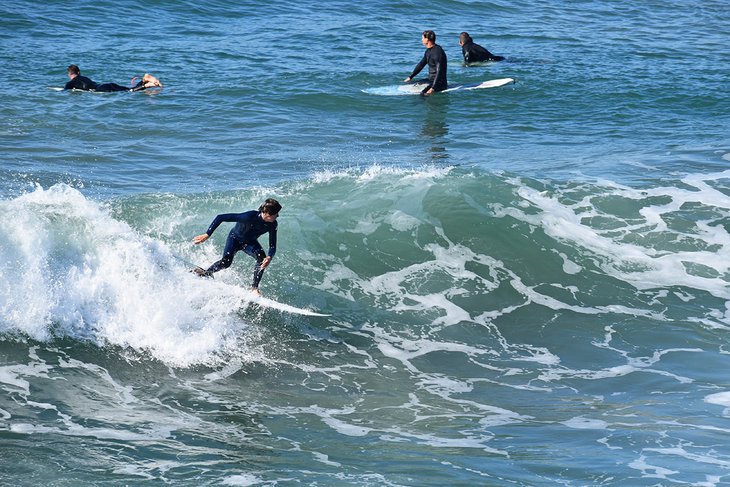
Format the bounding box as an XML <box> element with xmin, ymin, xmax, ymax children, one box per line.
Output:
<box><xmin>64</xmin><ymin>75</ymin><xmax>147</xmax><ymax>92</ymax></box>
<box><xmin>203</xmin><ymin>211</ymin><xmax>278</xmax><ymax>288</ymax></box>
<box><xmin>461</xmin><ymin>41</ymin><xmax>504</xmax><ymax>64</ymax></box>
<box><xmin>409</xmin><ymin>44</ymin><xmax>448</xmax><ymax>94</ymax></box>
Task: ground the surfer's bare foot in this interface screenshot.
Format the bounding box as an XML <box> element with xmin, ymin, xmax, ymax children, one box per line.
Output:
<box><xmin>250</xmin><ymin>288</ymin><xmax>262</xmax><ymax>296</ymax></box>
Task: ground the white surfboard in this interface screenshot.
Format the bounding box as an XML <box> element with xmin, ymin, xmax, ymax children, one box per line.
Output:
<box><xmin>447</xmin><ymin>77</ymin><xmax>515</xmax><ymax>92</ymax></box>
<box><xmin>247</xmin><ymin>294</ymin><xmax>330</xmax><ymax>317</ymax></box>
<box><xmin>190</xmin><ymin>265</ymin><xmax>330</xmax><ymax>317</ymax></box>
<box><xmin>397</xmin><ymin>77</ymin><xmax>515</xmax><ymax>94</ymax></box>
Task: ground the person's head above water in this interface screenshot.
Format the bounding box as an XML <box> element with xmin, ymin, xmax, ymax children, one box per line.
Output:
<box><xmin>459</xmin><ymin>32</ymin><xmax>473</xmax><ymax>45</ymax></box>
<box><xmin>67</xmin><ymin>64</ymin><xmax>81</xmax><ymax>77</ymax></box>
<box><xmin>259</xmin><ymin>198</ymin><xmax>282</xmax><ymax>217</ymax></box>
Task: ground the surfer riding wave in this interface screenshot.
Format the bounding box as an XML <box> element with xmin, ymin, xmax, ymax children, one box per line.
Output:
<box><xmin>192</xmin><ymin>199</ymin><xmax>281</xmax><ymax>296</ymax></box>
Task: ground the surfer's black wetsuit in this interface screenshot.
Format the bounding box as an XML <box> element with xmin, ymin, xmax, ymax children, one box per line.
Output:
<box><xmin>409</xmin><ymin>44</ymin><xmax>448</xmax><ymax>94</ymax></box>
<box><xmin>203</xmin><ymin>210</ymin><xmax>278</xmax><ymax>288</ymax></box>
<box><xmin>461</xmin><ymin>41</ymin><xmax>504</xmax><ymax>64</ymax></box>
<box><xmin>64</xmin><ymin>75</ymin><xmax>147</xmax><ymax>92</ymax></box>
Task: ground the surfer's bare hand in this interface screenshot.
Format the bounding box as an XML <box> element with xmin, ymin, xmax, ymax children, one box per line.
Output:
<box><xmin>143</xmin><ymin>73</ymin><xmax>163</xmax><ymax>87</ymax></box>
<box><xmin>260</xmin><ymin>256</ymin><xmax>272</xmax><ymax>270</ymax></box>
<box><xmin>192</xmin><ymin>233</ymin><xmax>209</xmax><ymax>244</ymax></box>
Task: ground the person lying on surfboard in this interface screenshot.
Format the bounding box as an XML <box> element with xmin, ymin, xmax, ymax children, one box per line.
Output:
<box><xmin>459</xmin><ymin>32</ymin><xmax>505</xmax><ymax>64</ymax></box>
<box><xmin>403</xmin><ymin>30</ymin><xmax>448</xmax><ymax>96</ymax></box>
<box><xmin>64</xmin><ymin>64</ymin><xmax>163</xmax><ymax>92</ymax></box>
<box><xmin>192</xmin><ymin>199</ymin><xmax>281</xmax><ymax>296</ymax></box>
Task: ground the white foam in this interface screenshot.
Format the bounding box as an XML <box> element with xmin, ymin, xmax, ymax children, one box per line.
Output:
<box><xmin>282</xmin><ymin>405</ymin><xmax>373</xmax><ymax>437</ymax></box>
<box><xmin>538</xmin><ymin>343</ymin><xmax>700</xmax><ymax>385</ymax></box>
<box><xmin>0</xmin><ymin>184</ymin><xmax>266</xmax><ymax>367</ymax></box>
<box><xmin>58</xmin><ymin>356</ymin><xmax>138</xmax><ymax>404</ymax></box>
<box><xmin>644</xmin><ymin>446</ymin><xmax>730</xmax><ymax>468</ymax></box>
<box><xmin>311</xmin><ymin>451</ymin><xmax>341</xmax><ymax>467</ymax></box>
<box><xmin>508</xmin><ymin>171</ymin><xmax>730</xmax><ymax>304</ymax></box>
<box><xmin>9</xmin><ymin>421</ymin><xmax>172</xmax><ymax>441</ymax></box>
<box><xmin>308</xmin><ymin>163</ymin><xmax>453</xmax><ymax>185</ymax></box>
<box><xmin>557</xmin><ymin>251</ymin><xmax>582</xmax><ymax>274</ymax></box>
<box><xmin>386</xmin><ymin>210</ymin><xmax>422</xmax><ymax>232</ymax></box>
<box><xmin>321</xmin><ymin>413</ymin><xmax>371</xmax><ymax>437</ymax></box>
<box><xmin>0</xmin><ymin>360</ymin><xmax>53</xmax><ymax>396</ymax></box>
<box><xmin>369</xmin><ymin>324</ymin><xmax>487</xmax><ymax>374</ymax></box>
<box><xmin>0</xmin><ymin>367</ymin><xmax>31</xmax><ymax>395</ymax></box>
<box><xmin>704</xmin><ymin>391</ymin><xmax>730</xmax><ymax>415</ymax></box>
<box><xmin>629</xmin><ymin>455</ymin><xmax>679</xmax><ymax>479</ymax></box>
<box><xmin>562</xmin><ymin>416</ymin><xmax>610</xmax><ymax>430</ymax></box>
<box><xmin>111</xmin><ymin>465</ymin><xmax>156</xmax><ymax>481</ymax></box>
<box><xmin>382</xmin><ymin>426</ymin><xmax>507</xmax><ymax>455</ymax></box>
<box><xmin>221</xmin><ymin>474</ymin><xmax>264</xmax><ymax>486</ymax></box>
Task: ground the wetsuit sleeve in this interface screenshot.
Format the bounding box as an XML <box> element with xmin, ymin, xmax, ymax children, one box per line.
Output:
<box><xmin>268</xmin><ymin>226</ymin><xmax>277</xmax><ymax>258</ymax></box>
<box><xmin>205</xmin><ymin>213</ymin><xmax>244</xmax><ymax>236</ymax></box>
<box><xmin>409</xmin><ymin>53</ymin><xmax>428</xmax><ymax>79</ymax></box>
<box><xmin>130</xmin><ymin>80</ymin><xmax>147</xmax><ymax>92</ymax></box>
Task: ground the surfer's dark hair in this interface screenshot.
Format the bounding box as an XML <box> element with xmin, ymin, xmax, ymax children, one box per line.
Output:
<box><xmin>259</xmin><ymin>198</ymin><xmax>282</xmax><ymax>215</ymax></box>
<box><xmin>67</xmin><ymin>64</ymin><xmax>81</xmax><ymax>76</ymax></box>
<box><xmin>422</xmin><ymin>30</ymin><xmax>436</xmax><ymax>42</ymax></box>
<box><xmin>459</xmin><ymin>32</ymin><xmax>472</xmax><ymax>44</ymax></box>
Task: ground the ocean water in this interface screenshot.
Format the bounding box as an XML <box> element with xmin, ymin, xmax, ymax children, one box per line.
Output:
<box><xmin>2</xmin><ymin>0</ymin><xmax>730</xmax><ymax>485</ymax></box>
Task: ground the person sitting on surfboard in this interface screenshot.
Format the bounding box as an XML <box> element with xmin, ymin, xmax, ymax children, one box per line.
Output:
<box><xmin>64</xmin><ymin>64</ymin><xmax>163</xmax><ymax>92</ymax></box>
<box><xmin>192</xmin><ymin>199</ymin><xmax>281</xmax><ymax>296</ymax></box>
<box><xmin>404</xmin><ymin>30</ymin><xmax>448</xmax><ymax>96</ymax></box>
<box><xmin>459</xmin><ymin>32</ymin><xmax>505</xmax><ymax>64</ymax></box>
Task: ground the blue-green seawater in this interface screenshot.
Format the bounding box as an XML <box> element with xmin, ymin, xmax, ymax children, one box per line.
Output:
<box><xmin>1</xmin><ymin>0</ymin><xmax>730</xmax><ymax>485</ymax></box>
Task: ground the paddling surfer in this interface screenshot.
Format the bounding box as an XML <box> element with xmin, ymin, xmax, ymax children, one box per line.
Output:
<box><xmin>64</xmin><ymin>64</ymin><xmax>162</xmax><ymax>92</ymax></box>
<box><xmin>192</xmin><ymin>199</ymin><xmax>281</xmax><ymax>296</ymax></box>
<box><xmin>459</xmin><ymin>32</ymin><xmax>504</xmax><ymax>64</ymax></box>
<box><xmin>404</xmin><ymin>30</ymin><xmax>448</xmax><ymax>96</ymax></box>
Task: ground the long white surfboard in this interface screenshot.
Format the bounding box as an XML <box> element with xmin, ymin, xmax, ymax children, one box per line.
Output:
<box><xmin>247</xmin><ymin>294</ymin><xmax>330</xmax><ymax>317</ymax></box>
<box><xmin>397</xmin><ymin>77</ymin><xmax>515</xmax><ymax>94</ymax></box>
<box><xmin>363</xmin><ymin>78</ymin><xmax>514</xmax><ymax>96</ymax></box>
<box><xmin>191</xmin><ymin>266</ymin><xmax>329</xmax><ymax>317</ymax></box>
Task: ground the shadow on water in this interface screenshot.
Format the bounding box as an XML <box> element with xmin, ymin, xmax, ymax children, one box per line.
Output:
<box><xmin>420</xmin><ymin>94</ymin><xmax>450</xmax><ymax>162</ymax></box>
